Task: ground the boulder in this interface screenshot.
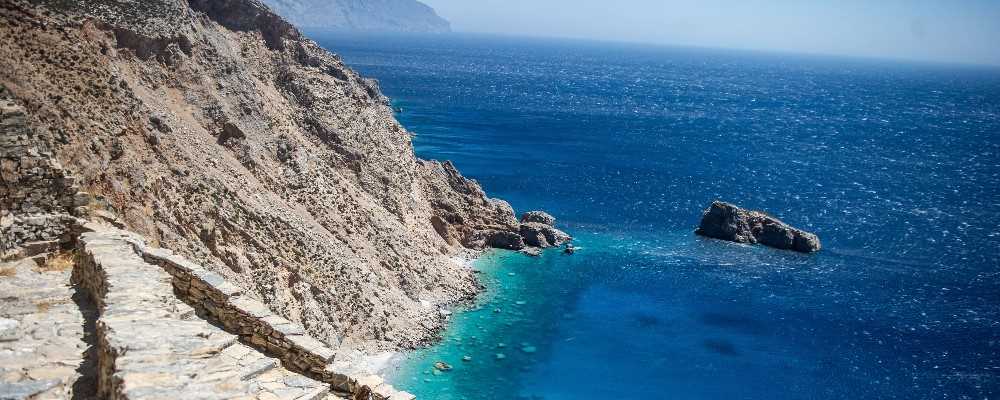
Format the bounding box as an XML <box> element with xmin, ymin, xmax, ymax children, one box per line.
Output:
<box><xmin>485</xmin><ymin>230</ymin><xmax>525</xmax><ymax>250</ymax></box>
<box><xmin>519</xmin><ymin>223</ymin><xmax>571</xmax><ymax>248</ymax></box>
<box><xmin>518</xmin><ymin>223</ymin><xmax>550</xmax><ymax>247</ymax></box>
<box><xmin>540</xmin><ymin>225</ymin><xmax>571</xmax><ymax>247</ymax></box>
<box><xmin>218</xmin><ymin>122</ymin><xmax>246</xmax><ymax>145</ymax></box>
<box><xmin>521</xmin><ymin>247</ymin><xmax>541</xmax><ymax>257</ymax></box>
<box><xmin>520</xmin><ymin>211</ymin><xmax>556</xmax><ymax>225</ymax></box>
<box><xmin>695</xmin><ymin>201</ymin><xmax>821</xmax><ymax>253</ymax></box>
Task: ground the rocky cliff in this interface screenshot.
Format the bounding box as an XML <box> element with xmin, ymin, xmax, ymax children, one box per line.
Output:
<box><xmin>261</xmin><ymin>0</ymin><xmax>450</xmax><ymax>33</ymax></box>
<box><xmin>0</xmin><ymin>0</ymin><xmax>554</xmax><ymax>357</ymax></box>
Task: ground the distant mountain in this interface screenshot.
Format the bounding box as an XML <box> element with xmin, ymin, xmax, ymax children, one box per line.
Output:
<box><xmin>262</xmin><ymin>0</ymin><xmax>451</xmax><ymax>33</ymax></box>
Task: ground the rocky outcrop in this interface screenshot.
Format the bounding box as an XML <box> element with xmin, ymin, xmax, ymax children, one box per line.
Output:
<box><xmin>520</xmin><ymin>211</ymin><xmax>556</xmax><ymax>226</ymax></box>
<box><xmin>695</xmin><ymin>201</ymin><xmax>821</xmax><ymax>253</ymax></box>
<box><xmin>418</xmin><ymin>161</ymin><xmax>573</xmax><ymax>254</ymax></box>
<box><xmin>0</xmin><ymin>0</ymin><xmax>559</xmax><ymax>356</ymax></box>
<box><xmin>261</xmin><ymin>0</ymin><xmax>451</xmax><ymax>33</ymax></box>
<box><xmin>519</xmin><ymin>211</ymin><xmax>571</xmax><ymax>247</ymax></box>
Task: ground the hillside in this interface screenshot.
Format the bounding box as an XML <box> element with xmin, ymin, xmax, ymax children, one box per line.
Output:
<box><xmin>0</xmin><ymin>0</ymin><xmax>562</xmax><ymax>359</ymax></box>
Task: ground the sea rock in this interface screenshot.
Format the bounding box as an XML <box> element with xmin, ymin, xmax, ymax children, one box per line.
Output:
<box><xmin>485</xmin><ymin>230</ymin><xmax>525</xmax><ymax>250</ymax></box>
<box><xmin>519</xmin><ymin>223</ymin><xmax>571</xmax><ymax>248</ymax></box>
<box><xmin>695</xmin><ymin>201</ymin><xmax>821</xmax><ymax>253</ymax></box>
<box><xmin>520</xmin><ymin>211</ymin><xmax>556</xmax><ymax>225</ymax></box>
<box><xmin>433</xmin><ymin>361</ymin><xmax>452</xmax><ymax>372</ymax></box>
<box><xmin>518</xmin><ymin>223</ymin><xmax>550</xmax><ymax>247</ymax></box>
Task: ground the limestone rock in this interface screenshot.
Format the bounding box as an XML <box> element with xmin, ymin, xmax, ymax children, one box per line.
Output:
<box><xmin>485</xmin><ymin>230</ymin><xmax>525</xmax><ymax>251</ymax></box>
<box><xmin>520</xmin><ymin>211</ymin><xmax>556</xmax><ymax>225</ymax></box>
<box><xmin>519</xmin><ymin>222</ymin><xmax>570</xmax><ymax>248</ymax></box>
<box><xmin>695</xmin><ymin>201</ymin><xmax>821</xmax><ymax>253</ymax></box>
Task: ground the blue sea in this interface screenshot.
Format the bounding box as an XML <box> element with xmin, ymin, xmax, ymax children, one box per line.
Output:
<box><xmin>310</xmin><ymin>32</ymin><xmax>1000</xmax><ymax>399</ymax></box>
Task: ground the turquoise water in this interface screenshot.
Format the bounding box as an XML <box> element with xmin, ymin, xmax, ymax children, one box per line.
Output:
<box><xmin>310</xmin><ymin>33</ymin><xmax>1000</xmax><ymax>399</ymax></box>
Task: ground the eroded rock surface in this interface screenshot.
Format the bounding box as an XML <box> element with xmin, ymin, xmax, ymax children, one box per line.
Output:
<box><xmin>520</xmin><ymin>211</ymin><xmax>555</xmax><ymax>226</ymax></box>
<box><xmin>695</xmin><ymin>201</ymin><xmax>821</xmax><ymax>253</ymax></box>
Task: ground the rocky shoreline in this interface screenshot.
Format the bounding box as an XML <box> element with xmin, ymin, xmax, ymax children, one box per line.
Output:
<box><xmin>0</xmin><ymin>0</ymin><xmax>575</xmax><ymax>397</ymax></box>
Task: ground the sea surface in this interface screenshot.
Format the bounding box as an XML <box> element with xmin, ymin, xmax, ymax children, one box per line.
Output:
<box><xmin>310</xmin><ymin>32</ymin><xmax>1000</xmax><ymax>399</ymax></box>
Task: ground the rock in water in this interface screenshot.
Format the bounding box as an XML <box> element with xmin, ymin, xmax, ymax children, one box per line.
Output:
<box><xmin>519</xmin><ymin>223</ymin><xmax>570</xmax><ymax>247</ymax></box>
<box><xmin>695</xmin><ymin>201</ymin><xmax>821</xmax><ymax>253</ymax></box>
<box><xmin>520</xmin><ymin>211</ymin><xmax>556</xmax><ymax>225</ymax></box>
<box><xmin>521</xmin><ymin>247</ymin><xmax>542</xmax><ymax>257</ymax></box>
<box><xmin>433</xmin><ymin>361</ymin><xmax>453</xmax><ymax>371</ymax></box>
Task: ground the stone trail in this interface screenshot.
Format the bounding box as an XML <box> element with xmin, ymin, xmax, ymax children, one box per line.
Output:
<box><xmin>0</xmin><ymin>255</ymin><xmax>97</xmax><ymax>400</ymax></box>
<box><xmin>0</xmin><ymin>226</ymin><xmax>414</xmax><ymax>399</ymax></box>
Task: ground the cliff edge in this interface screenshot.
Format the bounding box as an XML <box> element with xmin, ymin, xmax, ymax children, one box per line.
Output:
<box><xmin>0</xmin><ymin>0</ymin><xmax>554</xmax><ymax>356</ymax></box>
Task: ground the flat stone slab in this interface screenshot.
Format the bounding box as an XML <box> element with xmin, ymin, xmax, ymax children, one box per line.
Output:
<box><xmin>0</xmin><ymin>256</ymin><xmax>96</xmax><ymax>399</ymax></box>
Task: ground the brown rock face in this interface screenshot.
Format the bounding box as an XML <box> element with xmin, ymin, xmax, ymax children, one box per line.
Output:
<box><xmin>695</xmin><ymin>201</ymin><xmax>821</xmax><ymax>253</ymax></box>
<box><xmin>0</xmin><ymin>0</ymin><xmax>542</xmax><ymax>352</ymax></box>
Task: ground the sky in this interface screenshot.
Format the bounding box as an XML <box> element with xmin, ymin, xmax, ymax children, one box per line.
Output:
<box><xmin>420</xmin><ymin>0</ymin><xmax>1000</xmax><ymax>66</ymax></box>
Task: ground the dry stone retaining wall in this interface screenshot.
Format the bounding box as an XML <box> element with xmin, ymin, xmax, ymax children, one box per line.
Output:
<box><xmin>136</xmin><ymin>243</ymin><xmax>415</xmax><ymax>400</ymax></box>
<box><xmin>74</xmin><ymin>226</ymin><xmax>414</xmax><ymax>400</ymax></box>
<box><xmin>1</xmin><ymin>92</ymin><xmax>88</xmax><ymax>259</ymax></box>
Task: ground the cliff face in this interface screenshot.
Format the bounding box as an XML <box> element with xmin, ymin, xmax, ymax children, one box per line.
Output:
<box><xmin>261</xmin><ymin>0</ymin><xmax>451</xmax><ymax>33</ymax></box>
<box><xmin>0</xmin><ymin>0</ymin><xmax>509</xmax><ymax>353</ymax></box>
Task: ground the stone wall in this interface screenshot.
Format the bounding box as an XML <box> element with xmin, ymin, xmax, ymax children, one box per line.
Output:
<box><xmin>135</xmin><ymin>243</ymin><xmax>415</xmax><ymax>400</ymax></box>
<box><xmin>73</xmin><ymin>226</ymin><xmax>414</xmax><ymax>400</ymax></box>
<box><xmin>0</xmin><ymin>92</ymin><xmax>88</xmax><ymax>259</ymax></box>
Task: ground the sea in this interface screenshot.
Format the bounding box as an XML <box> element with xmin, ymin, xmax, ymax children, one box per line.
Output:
<box><xmin>309</xmin><ymin>32</ymin><xmax>1000</xmax><ymax>399</ymax></box>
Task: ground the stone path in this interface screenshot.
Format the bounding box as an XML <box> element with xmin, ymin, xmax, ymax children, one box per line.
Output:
<box><xmin>0</xmin><ymin>254</ymin><xmax>97</xmax><ymax>400</ymax></box>
<box><xmin>76</xmin><ymin>229</ymin><xmax>335</xmax><ymax>400</ymax></box>
<box><xmin>1</xmin><ymin>227</ymin><xmax>408</xmax><ymax>400</ymax></box>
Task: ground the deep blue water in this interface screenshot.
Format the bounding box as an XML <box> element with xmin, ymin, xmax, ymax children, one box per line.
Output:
<box><xmin>311</xmin><ymin>32</ymin><xmax>1000</xmax><ymax>399</ymax></box>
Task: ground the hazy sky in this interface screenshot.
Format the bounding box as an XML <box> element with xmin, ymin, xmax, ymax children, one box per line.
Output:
<box><xmin>421</xmin><ymin>0</ymin><xmax>1000</xmax><ymax>66</ymax></box>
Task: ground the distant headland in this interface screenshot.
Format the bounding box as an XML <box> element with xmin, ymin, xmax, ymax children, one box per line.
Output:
<box><xmin>262</xmin><ymin>0</ymin><xmax>451</xmax><ymax>33</ymax></box>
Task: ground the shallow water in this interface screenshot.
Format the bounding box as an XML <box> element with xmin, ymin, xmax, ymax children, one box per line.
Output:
<box><xmin>311</xmin><ymin>32</ymin><xmax>1000</xmax><ymax>399</ymax></box>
